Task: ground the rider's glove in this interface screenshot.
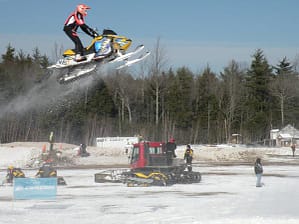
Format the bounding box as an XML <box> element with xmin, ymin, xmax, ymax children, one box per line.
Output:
<box><xmin>86</xmin><ymin>27</ymin><xmax>97</xmax><ymax>38</ymax></box>
<box><xmin>90</xmin><ymin>29</ymin><xmax>98</xmax><ymax>37</ymax></box>
<box><xmin>93</xmin><ymin>32</ymin><xmax>98</xmax><ymax>37</ymax></box>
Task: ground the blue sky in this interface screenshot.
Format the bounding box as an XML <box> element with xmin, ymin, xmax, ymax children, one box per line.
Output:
<box><xmin>1</xmin><ymin>0</ymin><xmax>299</xmax><ymax>73</ymax></box>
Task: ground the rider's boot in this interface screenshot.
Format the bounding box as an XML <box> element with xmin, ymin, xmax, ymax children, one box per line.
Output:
<box><xmin>75</xmin><ymin>54</ymin><xmax>87</xmax><ymax>62</ymax></box>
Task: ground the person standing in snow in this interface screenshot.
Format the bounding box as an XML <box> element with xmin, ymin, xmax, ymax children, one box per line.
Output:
<box><xmin>291</xmin><ymin>144</ymin><xmax>296</xmax><ymax>157</ymax></box>
<box><xmin>165</xmin><ymin>138</ymin><xmax>177</xmax><ymax>166</ymax></box>
<box><xmin>49</xmin><ymin>131</ymin><xmax>54</xmax><ymax>152</ymax></box>
<box><xmin>254</xmin><ymin>158</ymin><xmax>263</xmax><ymax>187</ymax></box>
<box><xmin>184</xmin><ymin>144</ymin><xmax>194</xmax><ymax>171</ymax></box>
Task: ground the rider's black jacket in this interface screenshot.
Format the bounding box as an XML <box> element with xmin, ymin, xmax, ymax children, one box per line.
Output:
<box><xmin>63</xmin><ymin>11</ymin><xmax>94</xmax><ymax>37</ymax></box>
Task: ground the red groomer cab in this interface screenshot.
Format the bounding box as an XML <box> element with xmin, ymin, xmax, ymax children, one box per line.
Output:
<box><xmin>130</xmin><ymin>141</ymin><xmax>166</xmax><ymax>170</ymax></box>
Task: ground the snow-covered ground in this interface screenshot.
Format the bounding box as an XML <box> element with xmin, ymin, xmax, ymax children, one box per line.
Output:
<box><xmin>1</xmin><ymin>142</ymin><xmax>299</xmax><ymax>224</ymax></box>
<box><xmin>0</xmin><ymin>142</ymin><xmax>298</xmax><ymax>169</ymax></box>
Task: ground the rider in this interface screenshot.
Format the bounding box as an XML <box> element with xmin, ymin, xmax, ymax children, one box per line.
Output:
<box><xmin>6</xmin><ymin>166</ymin><xmax>25</xmax><ymax>183</ymax></box>
<box><xmin>35</xmin><ymin>162</ymin><xmax>57</xmax><ymax>178</ymax></box>
<box><xmin>63</xmin><ymin>4</ymin><xmax>97</xmax><ymax>62</ymax></box>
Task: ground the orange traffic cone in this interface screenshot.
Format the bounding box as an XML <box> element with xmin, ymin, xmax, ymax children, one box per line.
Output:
<box><xmin>42</xmin><ymin>144</ymin><xmax>47</xmax><ymax>153</ymax></box>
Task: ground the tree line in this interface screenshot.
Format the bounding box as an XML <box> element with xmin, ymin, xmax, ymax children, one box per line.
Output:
<box><xmin>0</xmin><ymin>43</ymin><xmax>298</xmax><ymax>146</ymax></box>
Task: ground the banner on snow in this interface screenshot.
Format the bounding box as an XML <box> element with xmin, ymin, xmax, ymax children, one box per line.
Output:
<box><xmin>14</xmin><ymin>178</ymin><xmax>57</xmax><ymax>200</ymax></box>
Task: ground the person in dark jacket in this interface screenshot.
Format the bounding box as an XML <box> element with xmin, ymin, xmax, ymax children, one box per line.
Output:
<box><xmin>184</xmin><ymin>144</ymin><xmax>194</xmax><ymax>171</ymax></box>
<box><xmin>254</xmin><ymin>158</ymin><xmax>263</xmax><ymax>187</ymax></box>
<box><xmin>291</xmin><ymin>144</ymin><xmax>296</xmax><ymax>157</ymax></box>
<box><xmin>78</xmin><ymin>143</ymin><xmax>90</xmax><ymax>157</ymax></box>
<box><xmin>165</xmin><ymin>138</ymin><xmax>177</xmax><ymax>166</ymax></box>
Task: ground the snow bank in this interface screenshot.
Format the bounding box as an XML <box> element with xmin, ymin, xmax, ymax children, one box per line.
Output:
<box><xmin>0</xmin><ymin>142</ymin><xmax>130</xmax><ymax>169</ymax></box>
<box><xmin>176</xmin><ymin>144</ymin><xmax>298</xmax><ymax>166</ymax></box>
<box><xmin>0</xmin><ymin>142</ymin><xmax>297</xmax><ymax>169</ymax></box>
<box><xmin>0</xmin><ymin>146</ymin><xmax>40</xmax><ymax>168</ymax></box>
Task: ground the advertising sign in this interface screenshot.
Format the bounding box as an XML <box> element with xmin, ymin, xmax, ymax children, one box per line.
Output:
<box><xmin>14</xmin><ymin>178</ymin><xmax>57</xmax><ymax>200</ymax></box>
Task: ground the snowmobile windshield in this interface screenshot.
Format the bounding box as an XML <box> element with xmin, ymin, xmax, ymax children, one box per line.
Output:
<box><xmin>103</xmin><ymin>29</ymin><xmax>117</xmax><ymax>35</ymax></box>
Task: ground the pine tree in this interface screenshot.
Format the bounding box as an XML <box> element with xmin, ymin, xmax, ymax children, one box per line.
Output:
<box><xmin>244</xmin><ymin>49</ymin><xmax>273</xmax><ymax>141</ymax></box>
<box><xmin>194</xmin><ymin>66</ymin><xmax>219</xmax><ymax>143</ymax></box>
<box><xmin>1</xmin><ymin>44</ymin><xmax>15</xmax><ymax>64</ymax></box>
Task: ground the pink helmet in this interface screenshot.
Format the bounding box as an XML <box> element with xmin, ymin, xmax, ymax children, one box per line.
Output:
<box><xmin>76</xmin><ymin>4</ymin><xmax>91</xmax><ymax>16</ymax></box>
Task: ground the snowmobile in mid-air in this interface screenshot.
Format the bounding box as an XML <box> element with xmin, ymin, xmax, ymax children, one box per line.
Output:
<box><xmin>48</xmin><ymin>29</ymin><xmax>150</xmax><ymax>84</ymax></box>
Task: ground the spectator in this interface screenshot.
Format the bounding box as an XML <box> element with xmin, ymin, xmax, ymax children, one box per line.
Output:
<box><xmin>254</xmin><ymin>158</ymin><xmax>263</xmax><ymax>187</ymax></box>
<box><xmin>78</xmin><ymin>143</ymin><xmax>90</xmax><ymax>157</ymax></box>
<box><xmin>49</xmin><ymin>131</ymin><xmax>54</xmax><ymax>152</ymax></box>
<box><xmin>291</xmin><ymin>144</ymin><xmax>296</xmax><ymax>157</ymax></box>
<box><xmin>165</xmin><ymin>138</ymin><xmax>177</xmax><ymax>166</ymax></box>
<box><xmin>184</xmin><ymin>144</ymin><xmax>194</xmax><ymax>171</ymax></box>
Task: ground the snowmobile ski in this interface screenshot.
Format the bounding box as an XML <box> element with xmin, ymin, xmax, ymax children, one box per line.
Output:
<box><xmin>116</xmin><ymin>51</ymin><xmax>150</xmax><ymax>69</ymax></box>
<box><xmin>109</xmin><ymin>45</ymin><xmax>145</xmax><ymax>64</ymax></box>
<box><xmin>48</xmin><ymin>53</ymin><xmax>96</xmax><ymax>69</ymax></box>
<box><xmin>57</xmin><ymin>64</ymin><xmax>97</xmax><ymax>84</ymax></box>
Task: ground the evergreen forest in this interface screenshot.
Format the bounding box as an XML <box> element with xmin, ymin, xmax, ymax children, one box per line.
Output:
<box><xmin>0</xmin><ymin>43</ymin><xmax>299</xmax><ymax>146</ymax></box>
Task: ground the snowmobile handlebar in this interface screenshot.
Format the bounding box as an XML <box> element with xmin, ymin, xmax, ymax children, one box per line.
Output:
<box><xmin>91</xmin><ymin>28</ymin><xmax>100</xmax><ymax>37</ymax></box>
<box><xmin>91</xmin><ymin>28</ymin><xmax>119</xmax><ymax>37</ymax></box>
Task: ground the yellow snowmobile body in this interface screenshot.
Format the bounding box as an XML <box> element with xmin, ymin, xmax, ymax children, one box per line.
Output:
<box><xmin>126</xmin><ymin>171</ymin><xmax>169</xmax><ymax>187</ymax></box>
<box><xmin>63</xmin><ymin>29</ymin><xmax>132</xmax><ymax>57</ymax></box>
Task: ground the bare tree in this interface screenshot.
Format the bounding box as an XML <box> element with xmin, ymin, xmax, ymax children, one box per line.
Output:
<box><xmin>148</xmin><ymin>37</ymin><xmax>168</xmax><ymax>126</ymax></box>
<box><xmin>292</xmin><ymin>54</ymin><xmax>299</xmax><ymax>72</ymax></box>
<box><xmin>220</xmin><ymin>60</ymin><xmax>245</xmax><ymax>143</ymax></box>
<box><xmin>270</xmin><ymin>57</ymin><xmax>297</xmax><ymax>127</ymax></box>
<box><xmin>270</xmin><ymin>73</ymin><xmax>297</xmax><ymax>127</ymax></box>
<box><xmin>104</xmin><ymin>70</ymin><xmax>138</xmax><ymax>137</ymax></box>
<box><xmin>51</xmin><ymin>42</ymin><xmax>64</xmax><ymax>63</ymax></box>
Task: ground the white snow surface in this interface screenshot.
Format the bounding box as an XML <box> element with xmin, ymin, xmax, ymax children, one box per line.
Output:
<box><xmin>1</xmin><ymin>142</ymin><xmax>299</xmax><ymax>224</ymax></box>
